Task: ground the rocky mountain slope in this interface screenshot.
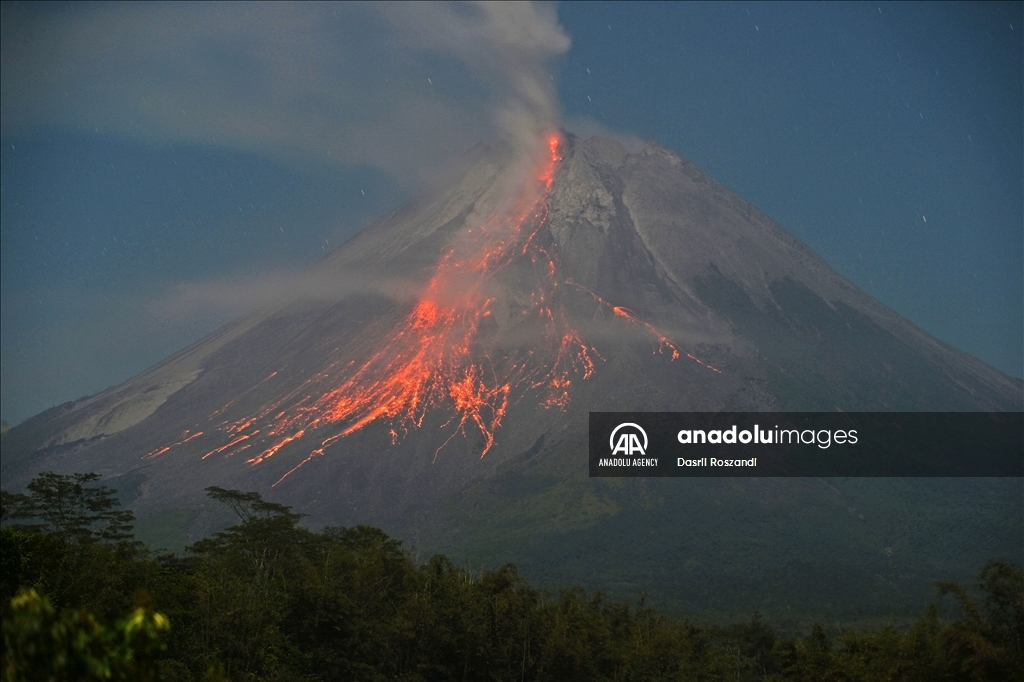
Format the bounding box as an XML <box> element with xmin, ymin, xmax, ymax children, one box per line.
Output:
<box><xmin>3</xmin><ymin>133</ymin><xmax>1020</xmax><ymax>620</ymax></box>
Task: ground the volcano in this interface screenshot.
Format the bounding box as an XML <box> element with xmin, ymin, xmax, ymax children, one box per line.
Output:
<box><xmin>3</xmin><ymin>134</ymin><xmax>1021</xmax><ymax>620</ymax></box>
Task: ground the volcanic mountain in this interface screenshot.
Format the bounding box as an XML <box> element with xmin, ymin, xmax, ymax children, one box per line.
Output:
<box><xmin>3</xmin><ymin>133</ymin><xmax>1021</xmax><ymax>621</ymax></box>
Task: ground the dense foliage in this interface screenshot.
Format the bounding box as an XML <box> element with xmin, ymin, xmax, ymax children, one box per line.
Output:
<box><xmin>2</xmin><ymin>473</ymin><xmax>1021</xmax><ymax>681</ymax></box>
<box><xmin>2</xmin><ymin>588</ymin><xmax>168</xmax><ymax>682</ymax></box>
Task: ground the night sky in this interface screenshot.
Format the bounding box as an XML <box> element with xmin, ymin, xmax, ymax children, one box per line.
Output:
<box><xmin>2</xmin><ymin>2</ymin><xmax>1021</xmax><ymax>426</ymax></box>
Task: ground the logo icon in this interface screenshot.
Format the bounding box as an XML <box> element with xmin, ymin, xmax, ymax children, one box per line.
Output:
<box><xmin>610</xmin><ymin>423</ymin><xmax>648</xmax><ymax>456</ymax></box>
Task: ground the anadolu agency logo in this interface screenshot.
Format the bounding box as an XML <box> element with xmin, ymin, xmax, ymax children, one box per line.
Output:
<box><xmin>610</xmin><ymin>423</ymin><xmax>648</xmax><ymax>456</ymax></box>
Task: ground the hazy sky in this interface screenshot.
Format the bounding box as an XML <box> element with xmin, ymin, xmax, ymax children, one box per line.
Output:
<box><xmin>2</xmin><ymin>2</ymin><xmax>1021</xmax><ymax>425</ymax></box>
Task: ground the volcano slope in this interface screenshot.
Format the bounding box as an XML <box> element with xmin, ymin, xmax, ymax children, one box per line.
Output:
<box><xmin>3</xmin><ymin>133</ymin><xmax>1021</xmax><ymax>623</ymax></box>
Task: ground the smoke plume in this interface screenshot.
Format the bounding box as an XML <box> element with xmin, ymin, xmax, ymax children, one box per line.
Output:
<box><xmin>1</xmin><ymin>2</ymin><xmax>570</xmax><ymax>186</ymax></box>
<box><xmin>381</xmin><ymin>2</ymin><xmax>570</xmax><ymax>162</ymax></box>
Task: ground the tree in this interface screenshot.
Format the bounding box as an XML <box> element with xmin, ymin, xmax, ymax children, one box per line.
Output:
<box><xmin>4</xmin><ymin>472</ymin><xmax>134</xmax><ymax>543</ymax></box>
<box><xmin>2</xmin><ymin>588</ymin><xmax>169</xmax><ymax>682</ymax></box>
<box><xmin>934</xmin><ymin>560</ymin><xmax>1024</xmax><ymax>681</ymax></box>
<box><xmin>0</xmin><ymin>491</ymin><xmax>30</xmax><ymax>524</ymax></box>
<box><xmin>204</xmin><ymin>486</ymin><xmax>303</xmax><ymax>526</ymax></box>
<box><xmin>184</xmin><ymin>486</ymin><xmax>311</xmax><ymax>679</ymax></box>
<box><xmin>1</xmin><ymin>473</ymin><xmax>149</xmax><ymax>619</ymax></box>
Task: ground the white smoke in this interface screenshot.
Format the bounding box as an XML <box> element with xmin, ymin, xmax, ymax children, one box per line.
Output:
<box><xmin>381</xmin><ymin>2</ymin><xmax>570</xmax><ymax>161</ymax></box>
<box><xmin>1</xmin><ymin>2</ymin><xmax>570</xmax><ymax>187</ymax></box>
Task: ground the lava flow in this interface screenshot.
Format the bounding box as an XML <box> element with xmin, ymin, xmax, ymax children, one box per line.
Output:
<box><xmin>288</xmin><ymin>134</ymin><xmax>593</xmax><ymax>461</ymax></box>
<box><xmin>146</xmin><ymin>133</ymin><xmax>716</xmax><ymax>482</ymax></box>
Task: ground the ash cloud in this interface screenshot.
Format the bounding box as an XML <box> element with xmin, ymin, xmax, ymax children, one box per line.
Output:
<box><xmin>1</xmin><ymin>1</ymin><xmax>569</xmax><ymax>187</ymax></box>
<box><xmin>1</xmin><ymin>2</ymin><xmax>573</xmax><ymax>423</ymax></box>
<box><xmin>2</xmin><ymin>1</ymin><xmax>571</xmax><ymax>309</ymax></box>
<box><xmin>381</xmin><ymin>2</ymin><xmax>570</xmax><ymax>161</ymax></box>
<box><xmin>148</xmin><ymin>269</ymin><xmax>421</xmax><ymax>324</ymax></box>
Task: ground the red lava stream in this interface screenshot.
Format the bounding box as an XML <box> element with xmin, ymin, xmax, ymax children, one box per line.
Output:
<box><xmin>146</xmin><ymin>134</ymin><xmax>717</xmax><ymax>484</ymax></box>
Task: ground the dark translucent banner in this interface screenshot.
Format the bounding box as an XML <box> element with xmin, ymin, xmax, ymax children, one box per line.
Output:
<box><xmin>589</xmin><ymin>413</ymin><xmax>1023</xmax><ymax>477</ymax></box>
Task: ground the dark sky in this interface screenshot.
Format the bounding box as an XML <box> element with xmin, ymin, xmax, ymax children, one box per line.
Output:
<box><xmin>2</xmin><ymin>2</ymin><xmax>1021</xmax><ymax>425</ymax></box>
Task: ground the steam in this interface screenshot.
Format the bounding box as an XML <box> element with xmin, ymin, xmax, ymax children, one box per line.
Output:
<box><xmin>1</xmin><ymin>2</ymin><xmax>576</xmax><ymax>424</ymax></box>
<box><xmin>145</xmin><ymin>1</ymin><xmax>575</xmax><ymax>324</ymax></box>
<box><xmin>381</xmin><ymin>2</ymin><xmax>570</xmax><ymax>160</ymax></box>
<box><xmin>2</xmin><ymin>2</ymin><xmax>570</xmax><ymax>186</ymax></box>
<box><xmin>149</xmin><ymin>269</ymin><xmax>422</xmax><ymax>323</ymax></box>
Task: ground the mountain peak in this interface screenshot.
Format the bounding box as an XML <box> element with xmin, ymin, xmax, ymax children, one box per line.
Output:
<box><xmin>2</xmin><ymin>133</ymin><xmax>1019</xmax><ymax>517</ymax></box>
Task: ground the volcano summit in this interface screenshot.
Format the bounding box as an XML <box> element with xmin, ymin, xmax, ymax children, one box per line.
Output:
<box><xmin>3</xmin><ymin>133</ymin><xmax>1021</xmax><ymax>619</ymax></box>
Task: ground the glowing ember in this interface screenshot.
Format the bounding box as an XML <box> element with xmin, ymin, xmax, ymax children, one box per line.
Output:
<box><xmin>146</xmin><ymin>133</ymin><xmax>717</xmax><ymax>482</ymax></box>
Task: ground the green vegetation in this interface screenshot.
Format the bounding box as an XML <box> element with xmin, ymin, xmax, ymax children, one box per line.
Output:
<box><xmin>2</xmin><ymin>589</ymin><xmax>169</xmax><ymax>682</ymax></box>
<box><xmin>3</xmin><ymin>472</ymin><xmax>1022</xmax><ymax>681</ymax></box>
<box><xmin>442</xmin><ymin>445</ymin><xmax>1023</xmax><ymax>629</ymax></box>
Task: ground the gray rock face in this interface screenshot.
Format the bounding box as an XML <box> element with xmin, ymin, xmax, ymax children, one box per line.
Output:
<box><xmin>3</xmin><ymin>134</ymin><xmax>1020</xmax><ymax>618</ymax></box>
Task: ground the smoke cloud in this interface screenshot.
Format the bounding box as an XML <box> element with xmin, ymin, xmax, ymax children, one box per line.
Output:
<box><xmin>148</xmin><ymin>269</ymin><xmax>422</xmax><ymax>324</ymax></box>
<box><xmin>381</xmin><ymin>2</ymin><xmax>570</xmax><ymax>160</ymax></box>
<box><xmin>1</xmin><ymin>2</ymin><xmax>570</xmax><ymax>187</ymax></box>
<box><xmin>1</xmin><ymin>2</ymin><xmax>573</xmax><ymax>423</ymax></box>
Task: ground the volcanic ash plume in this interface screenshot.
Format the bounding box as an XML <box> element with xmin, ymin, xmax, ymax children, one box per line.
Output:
<box><xmin>144</xmin><ymin>6</ymin><xmax>717</xmax><ymax>480</ymax></box>
<box><xmin>145</xmin><ymin>7</ymin><xmax>577</xmax><ymax>475</ymax></box>
<box><xmin>381</xmin><ymin>1</ymin><xmax>570</xmax><ymax>165</ymax></box>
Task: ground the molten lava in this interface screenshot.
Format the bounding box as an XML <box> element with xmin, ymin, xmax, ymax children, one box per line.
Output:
<box><xmin>147</xmin><ymin>133</ymin><xmax>717</xmax><ymax>482</ymax></box>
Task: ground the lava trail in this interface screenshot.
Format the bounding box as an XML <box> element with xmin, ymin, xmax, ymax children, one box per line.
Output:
<box><xmin>146</xmin><ymin>133</ymin><xmax>715</xmax><ymax>481</ymax></box>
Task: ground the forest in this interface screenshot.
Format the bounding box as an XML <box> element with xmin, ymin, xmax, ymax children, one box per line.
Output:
<box><xmin>2</xmin><ymin>472</ymin><xmax>1021</xmax><ymax>681</ymax></box>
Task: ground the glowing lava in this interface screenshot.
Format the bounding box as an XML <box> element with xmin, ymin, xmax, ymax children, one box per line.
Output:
<box><xmin>146</xmin><ymin>133</ymin><xmax>717</xmax><ymax>483</ymax></box>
